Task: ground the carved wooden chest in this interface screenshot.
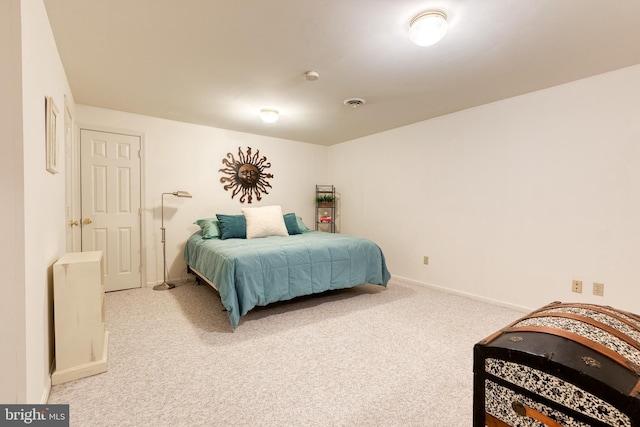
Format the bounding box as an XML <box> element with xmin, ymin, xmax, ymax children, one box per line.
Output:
<box><xmin>473</xmin><ymin>301</ymin><xmax>640</xmax><ymax>426</ymax></box>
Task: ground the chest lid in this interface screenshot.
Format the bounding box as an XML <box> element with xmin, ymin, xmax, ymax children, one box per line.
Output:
<box><xmin>478</xmin><ymin>301</ymin><xmax>640</xmax><ymax>398</ymax></box>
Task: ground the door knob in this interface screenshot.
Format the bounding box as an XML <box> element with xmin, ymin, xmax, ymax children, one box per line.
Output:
<box><xmin>69</xmin><ymin>220</ymin><xmax>79</xmax><ymax>227</ymax></box>
<box><xmin>83</xmin><ymin>218</ymin><xmax>93</xmax><ymax>225</ymax></box>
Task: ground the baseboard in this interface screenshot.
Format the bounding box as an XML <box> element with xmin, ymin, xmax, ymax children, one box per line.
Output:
<box><xmin>146</xmin><ymin>270</ymin><xmax>196</xmax><ymax>288</ymax></box>
<box><xmin>40</xmin><ymin>377</ymin><xmax>51</xmax><ymax>404</ymax></box>
<box><xmin>42</xmin><ymin>358</ymin><xmax>55</xmax><ymax>404</ymax></box>
<box><xmin>391</xmin><ymin>275</ymin><xmax>532</xmax><ymax>314</ymax></box>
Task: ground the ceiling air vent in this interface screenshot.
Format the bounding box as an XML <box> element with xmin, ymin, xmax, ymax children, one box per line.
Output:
<box><xmin>343</xmin><ymin>98</ymin><xmax>366</xmax><ymax>108</ymax></box>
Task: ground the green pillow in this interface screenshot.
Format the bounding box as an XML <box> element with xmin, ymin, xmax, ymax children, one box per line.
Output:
<box><xmin>296</xmin><ymin>215</ymin><xmax>311</xmax><ymax>233</ymax></box>
<box><xmin>216</xmin><ymin>214</ymin><xmax>247</xmax><ymax>239</ymax></box>
<box><xmin>283</xmin><ymin>213</ymin><xmax>301</xmax><ymax>235</ymax></box>
<box><xmin>193</xmin><ymin>218</ymin><xmax>220</xmax><ymax>239</ymax></box>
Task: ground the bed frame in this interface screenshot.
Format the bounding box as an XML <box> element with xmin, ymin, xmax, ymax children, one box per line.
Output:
<box><xmin>188</xmin><ymin>265</ymin><xmax>219</xmax><ymax>291</ymax></box>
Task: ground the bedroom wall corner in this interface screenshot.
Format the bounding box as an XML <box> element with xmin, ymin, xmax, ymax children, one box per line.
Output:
<box><xmin>328</xmin><ymin>64</ymin><xmax>640</xmax><ymax>317</ymax></box>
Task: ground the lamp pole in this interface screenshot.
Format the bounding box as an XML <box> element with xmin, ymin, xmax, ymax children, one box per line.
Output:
<box><xmin>153</xmin><ymin>191</ymin><xmax>192</xmax><ymax>290</ymax></box>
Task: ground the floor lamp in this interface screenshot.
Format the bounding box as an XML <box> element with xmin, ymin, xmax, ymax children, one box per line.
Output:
<box><xmin>153</xmin><ymin>190</ymin><xmax>192</xmax><ymax>290</ymax></box>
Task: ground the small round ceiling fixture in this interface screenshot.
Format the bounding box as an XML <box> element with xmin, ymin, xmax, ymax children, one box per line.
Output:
<box><xmin>343</xmin><ymin>98</ymin><xmax>366</xmax><ymax>108</ymax></box>
<box><xmin>260</xmin><ymin>108</ymin><xmax>279</xmax><ymax>123</ymax></box>
<box><xmin>409</xmin><ymin>11</ymin><xmax>448</xmax><ymax>46</ymax></box>
<box><xmin>304</xmin><ymin>71</ymin><xmax>320</xmax><ymax>81</ymax></box>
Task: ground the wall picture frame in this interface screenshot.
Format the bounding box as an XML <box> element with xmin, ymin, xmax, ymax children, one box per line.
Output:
<box><xmin>45</xmin><ymin>96</ymin><xmax>59</xmax><ymax>174</ymax></box>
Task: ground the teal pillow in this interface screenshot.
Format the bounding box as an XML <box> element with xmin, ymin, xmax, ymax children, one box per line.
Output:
<box><xmin>296</xmin><ymin>215</ymin><xmax>311</xmax><ymax>233</ymax></box>
<box><xmin>193</xmin><ymin>218</ymin><xmax>220</xmax><ymax>239</ymax></box>
<box><xmin>283</xmin><ymin>213</ymin><xmax>301</xmax><ymax>235</ymax></box>
<box><xmin>216</xmin><ymin>214</ymin><xmax>247</xmax><ymax>239</ymax></box>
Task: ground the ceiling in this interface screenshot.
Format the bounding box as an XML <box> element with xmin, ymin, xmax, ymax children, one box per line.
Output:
<box><xmin>43</xmin><ymin>1</ymin><xmax>640</xmax><ymax>146</ymax></box>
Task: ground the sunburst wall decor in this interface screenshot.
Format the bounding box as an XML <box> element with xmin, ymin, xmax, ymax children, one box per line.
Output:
<box><xmin>219</xmin><ymin>146</ymin><xmax>274</xmax><ymax>204</ymax></box>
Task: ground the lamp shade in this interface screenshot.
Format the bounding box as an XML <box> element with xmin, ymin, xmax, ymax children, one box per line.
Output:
<box><xmin>409</xmin><ymin>11</ymin><xmax>448</xmax><ymax>46</ymax></box>
<box><xmin>260</xmin><ymin>108</ymin><xmax>279</xmax><ymax>123</ymax></box>
<box><xmin>172</xmin><ymin>191</ymin><xmax>192</xmax><ymax>198</ymax></box>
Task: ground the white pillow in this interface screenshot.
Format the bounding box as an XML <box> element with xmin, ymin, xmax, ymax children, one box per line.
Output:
<box><xmin>241</xmin><ymin>205</ymin><xmax>289</xmax><ymax>239</ymax></box>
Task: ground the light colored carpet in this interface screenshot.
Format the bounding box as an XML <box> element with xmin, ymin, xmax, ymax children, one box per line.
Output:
<box><xmin>47</xmin><ymin>279</ymin><xmax>524</xmax><ymax>426</ymax></box>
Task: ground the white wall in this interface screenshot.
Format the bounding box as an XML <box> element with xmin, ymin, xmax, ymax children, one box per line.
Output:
<box><xmin>0</xmin><ymin>0</ymin><xmax>73</xmax><ymax>403</ymax></box>
<box><xmin>329</xmin><ymin>64</ymin><xmax>640</xmax><ymax>315</ymax></box>
<box><xmin>21</xmin><ymin>0</ymin><xmax>75</xmax><ymax>403</ymax></box>
<box><xmin>0</xmin><ymin>0</ymin><xmax>26</xmax><ymax>404</ymax></box>
<box><xmin>76</xmin><ymin>106</ymin><xmax>328</xmax><ymax>285</ymax></box>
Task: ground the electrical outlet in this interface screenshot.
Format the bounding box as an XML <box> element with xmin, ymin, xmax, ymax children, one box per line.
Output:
<box><xmin>423</xmin><ymin>256</ymin><xmax>429</xmax><ymax>265</ymax></box>
<box><xmin>593</xmin><ymin>282</ymin><xmax>604</xmax><ymax>296</ymax></box>
<box><xmin>571</xmin><ymin>280</ymin><xmax>582</xmax><ymax>293</ymax></box>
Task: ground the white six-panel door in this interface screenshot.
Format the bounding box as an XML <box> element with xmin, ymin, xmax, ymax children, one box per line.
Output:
<box><xmin>80</xmin><ymin>129</ymin><xmax>141</xmax><ymax>292</ymax></box>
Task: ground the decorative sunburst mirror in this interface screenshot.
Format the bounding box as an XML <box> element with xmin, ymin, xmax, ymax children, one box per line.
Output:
<box><xmin>219</xmin><ymin>146</ymin><xmax>274</xmax><ymax>203</ymax></box>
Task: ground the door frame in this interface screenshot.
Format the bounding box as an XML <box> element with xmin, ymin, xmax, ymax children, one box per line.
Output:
<box><xmin>70</xmin><ymin>122</ymin><xmax>146</xmax><ymax>288</ymax></box>
<box><xmin>64</xmin><ymin>96</ymin><xmax>79</xmax><ymax>253</ymax></box>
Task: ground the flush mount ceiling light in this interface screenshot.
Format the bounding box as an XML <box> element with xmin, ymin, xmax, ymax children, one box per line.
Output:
<box><xmin>260</xmin><ymin>108</ymin><xmax>279</xmax><ymax>123</ymax></box>
<box><xmin>304</xmin><ymin>70</ymin><xmax>320</xmax><ymax>81</ymax></box>
<box><xmin>409</xmin><ymin>11</ymin><xmax>448</xmax><ymax>46</ymax></box>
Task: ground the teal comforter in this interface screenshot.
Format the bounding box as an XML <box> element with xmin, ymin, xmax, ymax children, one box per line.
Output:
<box><xmin>184</xmin><ymin>231</ymin><xmax>391</xmax><ymax>328</ymax></box>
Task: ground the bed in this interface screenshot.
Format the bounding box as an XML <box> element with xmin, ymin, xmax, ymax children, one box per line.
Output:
<box><xmin>184</xmin><ymin>208</ymin><xmax>391</xmax><ymax>329</ymax></box>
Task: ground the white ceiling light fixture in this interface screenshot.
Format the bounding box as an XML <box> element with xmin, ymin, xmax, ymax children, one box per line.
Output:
<box><xmin>304</xmin><ymin>70</ymin><xmax>320</xmax><ymax>81</ymax></box>
<box><xmin>260</xmin><ymin>108</ymin><xmax>279</xmax><ymax>123</ymax></box>
<box><xmin>409</xmin><ymin>11</ymin><xmax>448</xmax><ymax>46</ymax></box>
